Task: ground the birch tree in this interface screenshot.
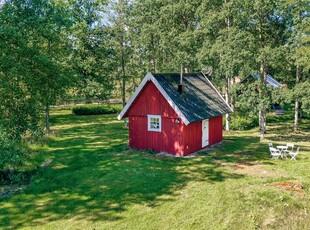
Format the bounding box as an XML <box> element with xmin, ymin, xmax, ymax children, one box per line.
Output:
<box><xmin>283</xmin><ymin>0</ymin><xmax>310</xmax><ymax>131</ymax></box>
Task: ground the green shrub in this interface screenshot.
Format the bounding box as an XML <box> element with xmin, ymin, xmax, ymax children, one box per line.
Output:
<box><xmin>229</xmin><ymin>113</ymin><xmax>258</xmax><ymax>130</ymax></box>
<box><xmin>0</xmin><ymin>137</ymin><xmax>32</xmax><ymax>184</ymax></box>
<box><xmin>72</xmin><ymin>104</ymin><xmax>120</xmax><ymax>115</ymax></box>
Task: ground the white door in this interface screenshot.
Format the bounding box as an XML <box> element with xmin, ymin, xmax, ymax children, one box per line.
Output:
<box><xmin>202</xmin><ymin>119</ymin><xmax>209</xmax><ymax>147</ymax></box>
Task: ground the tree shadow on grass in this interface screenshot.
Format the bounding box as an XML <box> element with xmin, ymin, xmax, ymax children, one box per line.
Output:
<box><xmin>0</xmin><ymin>113</ymin><xmax>244</xmax><ymax>229</ymax></box>
<box><xmin>265</xmin><ymin>115</ymin><xmax>310</xmax><ymax>157</ymax></box>
<box><xmin>208</xmin><ymin>135</ymin><xmax>273</xmax><ymax>164</ymax></box>
<box><xmin>0</xmin><ymin>151</ymin><xmax>244</xmax><ymax>229</ymax></box>
<box><xmin>267</xmin><ymin>113</ymin><xmax>310</xmax><ymax>143</ymax></box>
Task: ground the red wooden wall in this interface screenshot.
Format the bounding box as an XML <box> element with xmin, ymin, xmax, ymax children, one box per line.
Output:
<box><xmin>182</xmin><ymin>116</ymin><xmax>223</xmax><ymax>155</ymax></box>
<box><xmin>127</xmin><ymin>81</ymin><xmax>223</xmax><ymax>156</ymax></box>
<box><xmin>208</xmin><ymin>116</ymin><xmax>223</xmax><ymax>145</ymax></box>
<box><xmin>183</xmin><ymin>121</ymin><xmax>202</xmax><ymax>155</ymax></box>
<box><xmin>128</xmin><ymin>82</ymin><xmax>185</xmax><ymax>154</ymax></box>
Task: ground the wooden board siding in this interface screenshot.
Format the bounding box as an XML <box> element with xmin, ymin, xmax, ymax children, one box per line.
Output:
<box><xmin>128</xmin><ymin>82</ymin><xmax>185</xmax><ymax>155</ymax></box>
<box><xmin>183</xmin><ymin>121</ymin><xmax>202</xmax><ymax>155</ymax></box>
<box><xmin>183</xmin><ymin>116</ymin><xmax>223</xmax><ymax>155</ymax></box>
<box><xmin>127</xmin><ymin>81</ymin><xmax>179</xmax><ymax>118</ymax></box>
<box><xmin>209</xmin><ymin>116</ymin><xmax>223</xmax><ymax>145</ymax></box>
<box><xmin>129</xmin><ymin>116</ymin><xmax>185</xmax><ymax>155</ymax></box>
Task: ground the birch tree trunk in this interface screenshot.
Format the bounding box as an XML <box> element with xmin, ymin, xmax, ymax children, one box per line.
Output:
<box><xmin>45</xmin><ymin>99</ymin><xmax>50</xmax><ymax>133</ymax></box>
<box><xmin>259</xmin><ymin>62</ymin><xmax>267</xmax><ymax>139</ymax></box>
<box><xmin>225</xmin><ymin>0</ymin><xmax>230</xmax><ymax>131</ymax></box>
<box><xmin>225</xmin><ymin>75</ymin><xmax>230</xmax><ymax>131</ymax></box>
<box><xmin>257</xmin><ymin>10</ymin><xmax>268</xmax><ymax>140</ymax></box>
<box><xmin>121</xmin><ymin>42</ymin><xmax>126</xmax><ymax>107</ymax></box>
<box><xmin>121</xmin><ymin>39</ymin><xmax>127</xmax><ymax>127</ymax></box>
<box><xmin>294</xmin><ymin>65</ymin><xmax>300</xmax><ymax>132</ymax></box>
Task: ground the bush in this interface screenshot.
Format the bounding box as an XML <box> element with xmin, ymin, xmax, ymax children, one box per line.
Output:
<box><xmin>72</xmin><ymin>104</ymin><xmax>120</xmax><ymax>115</ymax></box>
<box><xmin>229</xmin><ymin>113</ymin><xmax>258</xmax><ymax>130</ymax></box>
<box><xmin>0</xmin><ymin>137</ymin><xmax>31</xmax><ymax>184</ymax></box>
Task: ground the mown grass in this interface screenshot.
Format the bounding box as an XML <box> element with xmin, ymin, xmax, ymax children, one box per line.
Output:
<box><xmin>0</xmin><ymin>109</ymin><xmax>309</xmax><ymax>229</ymax></box>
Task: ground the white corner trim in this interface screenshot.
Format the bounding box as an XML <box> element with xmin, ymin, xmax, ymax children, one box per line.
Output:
<box><xmin>117</xmin><ymin>72</ymin><xmax>190</xmax><ymax>125</ymax></box>
<box><xmin>117</xmin><ymin>72</ymin><xmax>153</xmax><ymax>120</ymax></box>
<box><xmin>200</xmin><ymin>72</ymin><xmax>234</xmax><ymax>113</ymax></box>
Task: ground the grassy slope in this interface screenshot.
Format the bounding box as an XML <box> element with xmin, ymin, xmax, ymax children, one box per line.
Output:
<box><xmin>0</xmin><ymin>110</ymin><xmax>309</xmax><ymax>230</ymax></box>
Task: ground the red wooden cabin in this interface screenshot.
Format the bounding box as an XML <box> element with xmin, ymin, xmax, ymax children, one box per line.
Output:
<box><xmin>118</xmin><ymin>72</ymin><xmax>233</xmax><ymax>156</ymax></box>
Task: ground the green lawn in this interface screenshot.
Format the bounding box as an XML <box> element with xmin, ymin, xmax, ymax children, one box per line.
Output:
<box><xmin>0</xmin><ymin>109</ymin><xmax>309</xmax><ymax>229</ymax></box>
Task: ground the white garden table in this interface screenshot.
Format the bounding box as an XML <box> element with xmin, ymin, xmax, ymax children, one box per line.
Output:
<box><xmin>277</xmin><ymin>145</ymin><xmax>288</xmax><ymax>158</ymax></box>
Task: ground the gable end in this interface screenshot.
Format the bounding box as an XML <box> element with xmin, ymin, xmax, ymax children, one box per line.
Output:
<box><xmin>117</xmin><ymin>72</ymin><xmax>190</xmax><ymax>125</ymax></box>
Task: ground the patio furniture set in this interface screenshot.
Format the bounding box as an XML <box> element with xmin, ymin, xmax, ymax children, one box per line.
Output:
<box><xmin>268</xmin><ymin>142</ymin><xmax>300</xmax><ymax>160</ymax></box>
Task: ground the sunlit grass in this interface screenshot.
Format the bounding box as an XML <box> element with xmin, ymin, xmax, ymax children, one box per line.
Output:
<box><xmin>0</xmin><ymin>109</ymin><xmax>309</xmax><ymax>229</ymax></box>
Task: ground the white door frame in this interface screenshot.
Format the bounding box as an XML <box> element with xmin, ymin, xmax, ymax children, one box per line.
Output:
<box><xmin>202</xmin><ymin>119</ymin><xmax>209</xmax><ymax>147</ymax></box>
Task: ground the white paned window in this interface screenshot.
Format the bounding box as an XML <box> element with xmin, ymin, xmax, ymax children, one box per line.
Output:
<box><xmin>147</xmin><ymin>115</ymin><xmax>161</xmax><ymax>132</ymax></box>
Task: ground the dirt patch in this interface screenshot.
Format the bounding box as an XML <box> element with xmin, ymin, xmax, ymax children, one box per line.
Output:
<box><xmin>226</xmin><ymin>152</ymin><xmax>253</xmax><ymax>157</ymax></box>
<box><xmin>154</xmin><ymin>152</ymin><xmax>206</xmax><ymax>158</ymax></box>
<box><xmin>266</xmin><ymin>181</ymin><xmax>304</xmax><ymax>196</ymax></box>
<box><xmin>233</xmin><ymin>162</ymin><xmax>256</xmax><ymax>168</ymax></box>
<box><xmin>219</xmin><ymin>162</ymin><xmax>286</xmax><ymax>178</ymax></box>
<box><xmin>219</xmin><ymin>162</ymin><xmax>255</xmax><ymax>169</ymax></box>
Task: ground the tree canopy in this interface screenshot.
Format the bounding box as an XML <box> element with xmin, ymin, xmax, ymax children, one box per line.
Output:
<box><xmin>0</xmin><ymin>0</ymin><xmax>309</xmax><ymax>140</ymax></box>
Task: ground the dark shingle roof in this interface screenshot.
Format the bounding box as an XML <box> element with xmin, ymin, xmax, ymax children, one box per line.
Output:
<box><xmin>153</xmin><ymin>72</ymin><xmax>232</xmax><ymax>123</ymax></box>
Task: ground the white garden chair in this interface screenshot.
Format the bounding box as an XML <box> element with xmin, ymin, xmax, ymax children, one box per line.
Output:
<box><xmin>269</xmin><ymin>147</ymin><xmax>282</xmax><ymax>159</ymax></box>
<box><xmin>268</xmin><ymin>142</ymin><xmax>273</xmax><ymax>148</ymax></box>
<box><xmin>288</xmin><ymin>147</ymin><xmax>300</xmax><ymax>161</ymax></box>
<box><xmin>284</xmin><ymin>143</ymin><xmax>294</xmax><ymax>154</ymax></box>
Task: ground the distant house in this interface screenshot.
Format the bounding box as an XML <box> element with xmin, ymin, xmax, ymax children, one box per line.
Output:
<box><xmin>118</xmin><ymin>72</ymin><xmax>233</xmax><ymax>156</ymax></box>
<box><xmin>241</xmin><ymin>74</ymin><xmax>282</xmax><ymax>89</ymax></box>
<box><xmin>239</xmin><ymin>74</ymin><xmax>284</xmax><ymax>114</ymax></box>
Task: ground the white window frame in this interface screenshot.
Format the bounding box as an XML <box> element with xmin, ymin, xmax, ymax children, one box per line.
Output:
<box><xmin>147</xmin><ymin>115</ymin><xmax>162</xmax><ymax>132</ymax></box>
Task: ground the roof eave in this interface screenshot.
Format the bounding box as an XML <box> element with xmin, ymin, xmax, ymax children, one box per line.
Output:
<box><xmin>117</xmin><ymin>72</ymin><xmax>153</xmax><ymax>121</ymax></box>
<box><xmin>200</xmin><ymin>71</ymin><xmax>234</xmax><ymax>114</ymax></box>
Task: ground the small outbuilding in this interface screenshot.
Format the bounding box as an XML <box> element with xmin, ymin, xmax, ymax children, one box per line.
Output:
<box><xmin>241</xmin><ymin>74</ymin><xmax>282</xmax><ymax>89</ymax></box>
<box><xmin>118</xmin><ymin>72</ymin><xmax>233</xmax><ymax>156</ymax></box>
